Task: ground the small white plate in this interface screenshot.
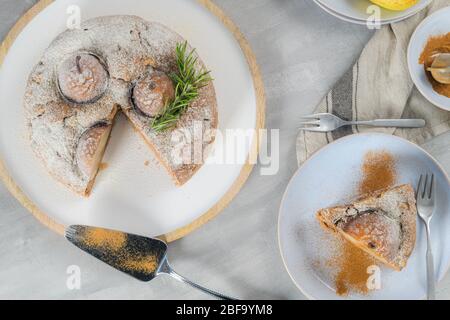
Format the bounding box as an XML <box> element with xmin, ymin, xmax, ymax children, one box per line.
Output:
<box><xmin>315</xmin><ymin>0</ymin><xmax>432</xmax><ymax>25</ymax></box>
<box><xmin>279</xmin><ymin>133</ymin><xmax>450</xmax><ymax>300</ymax></box>
<box><xmin>408</xmin><ymin>6</ymin><xmax>450</xmax><ymax>111</ymax></box>
<box><xmin>0</xmin><ymin>0</ymin><xmax>262</xmax><ymax>240</ymax></box>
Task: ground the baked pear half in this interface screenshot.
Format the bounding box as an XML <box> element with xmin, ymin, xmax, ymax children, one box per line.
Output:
<box><xmin>316</xmin><ymin>184</ymin><xmax>417</xmax><ymax>271</ymax></box>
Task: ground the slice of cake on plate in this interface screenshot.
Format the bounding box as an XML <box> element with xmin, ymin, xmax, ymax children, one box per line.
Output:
<box><xmin>316</xmin><ymin>184</ymin><xmax>417</xmax><ymax>271</ymax></box>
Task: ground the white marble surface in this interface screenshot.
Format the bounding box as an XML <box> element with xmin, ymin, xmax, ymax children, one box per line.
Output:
<box><xmin>0</xmin><ymin>0</ymin><xmax>448</xmax><ymax>300</ymax></box>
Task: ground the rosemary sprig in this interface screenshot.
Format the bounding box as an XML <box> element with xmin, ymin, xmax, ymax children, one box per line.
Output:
<box><xmin>151</xmin><ymin>42</ymin><xmax>212</xmax><ymax>132</ymax></box>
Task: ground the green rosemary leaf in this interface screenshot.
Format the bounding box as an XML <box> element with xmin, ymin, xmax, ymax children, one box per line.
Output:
<box><xmin>151</xmin><ymin>41</ymin><xmax>212</xmax><ymax>132</ymax></box>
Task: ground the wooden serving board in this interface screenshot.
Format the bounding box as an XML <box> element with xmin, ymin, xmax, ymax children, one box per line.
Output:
<box><xmin>0</xmin><ymin>0</ymin><xmax>265</xmax><ymax>242</ymax></box>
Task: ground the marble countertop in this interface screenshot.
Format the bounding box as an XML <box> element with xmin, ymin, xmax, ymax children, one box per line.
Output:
<box><xmin>0</xmin><ymin>0</ymin><xmax>449</xmax><ymax>299</ymax></box>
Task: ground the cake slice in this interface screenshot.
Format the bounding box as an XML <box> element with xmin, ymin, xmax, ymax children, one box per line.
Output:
<box><xmin>122</xmin><ymin>80</ymin><xmax>217</xmax><ymax>186</ymax></box>
<box><xmin>316</xmin><ymin>184</ymin><xmax>417</xmax><ymax>271</ymax></box>
<box><xmin>75</xmin><ymin>121</ymin><xmax>114</xmax><ymax>195</ymax></box>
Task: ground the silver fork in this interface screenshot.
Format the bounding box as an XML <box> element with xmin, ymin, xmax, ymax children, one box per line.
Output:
<box><xmin>416</xmin><ymin>173</ymin><xmax>436</xmax><ymax>300</ymax></box>
<box><xmin>299</xmin><ymin>113</ymin><xmax>426</xmax><ymax>132</ymax></box>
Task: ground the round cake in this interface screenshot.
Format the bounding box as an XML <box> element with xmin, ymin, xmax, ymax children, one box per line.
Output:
<box><xmin>24</xmin><ymin>15</ymin><xmax>218</xmax><ymax>196</ymax></box>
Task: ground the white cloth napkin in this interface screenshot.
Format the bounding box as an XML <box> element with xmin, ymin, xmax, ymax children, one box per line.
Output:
<box><xmin>296</xmin><ymin>0</ymin><xmax>450</xmax><ymax>166</ymax></box>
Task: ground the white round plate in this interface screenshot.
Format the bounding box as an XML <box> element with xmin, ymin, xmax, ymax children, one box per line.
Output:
<box><xmin>408</xmin><ymin>6</ymin><xmax>450</xmax><ymax>111</ymax></box>
<box><xmin>315</xmin><ymin>0</ymin><xmax>432</xmax><ymax>25</ymax></box>
<box><xmin>279</xmin><ymin>133</ymin><xmax>450</xmax><ymax>300</ymax></box>
<box><xmin>0</xmin><ymin>0</ymin><xmax>261</xmax><ymax>239</ymax></box>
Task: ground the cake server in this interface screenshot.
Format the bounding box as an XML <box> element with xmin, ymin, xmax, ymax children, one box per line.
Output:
<box><xmin>66</xmin><ymin>225</ymin><xmax>236</xmax><ymax>300</ymax></box>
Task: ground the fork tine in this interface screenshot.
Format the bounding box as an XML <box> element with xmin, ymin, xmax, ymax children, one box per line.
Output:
<box><xmin>298</xmin><ymin>120</ymin><xmax>320</xmax><ymax>125</ymax></box>
<box><xmin>428</xmin><ymin>174</ymin><xmax>434</xmax><ymax>199</ymax></box>
<box><xmin>422</xmin><ymin>174</ymin><xmax>429</xmax><ymax>199</ymax></box>
<box><xmin>299</xmin><ymin>114</ymin><xmax>320</xmax><ymax>120</ymax></box>
<box><xmin>298</xmin><ymin>126</ymin><xmax>325</xmax><ymax>132</ymax></box>
<box><xmin>416</xmin><ymin>174</ymin><xmax>423</xmax><ymax>199</ymax></box>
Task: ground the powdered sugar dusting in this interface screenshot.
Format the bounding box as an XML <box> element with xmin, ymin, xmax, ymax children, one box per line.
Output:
<box><xmin>25</xmin><ymin>15</ymin><xmax>218</xmax><ymax>195</ymax></box>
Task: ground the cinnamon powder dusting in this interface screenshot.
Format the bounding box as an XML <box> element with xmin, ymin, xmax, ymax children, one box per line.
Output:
<box><xmin>121</xmin><ymin>256</ymin><xmax>159</xmax><ymax>274</ymax></box>
<box><xmin>79</xmin><ymin>228</ymin><xmax>159</xmax><ymax>275</ymax></box>
<box><xmin>329</xmin><ymin>239</ymin><xmax>376</xmax><ymax>296</ymax></box>
<box><xmin>419</xmin><ymin>32</ymin><xmax>450</xmax><ymax>98</ymax></box>
<box><xmin>328</xmin><ymin>150</ymin><xmax>396</xmax><ymax>296</ymax></box>
<box><xmin>359</xmin><ymin>150</ymin><xmax>396</xmax><ymax>195</ymax></box>
<box><xmin>83</xmin><ymin>227</ymin><xmax>126</xmax><ymax>251</ymax></box>
<box><xmin>418</xmin><ymin>32</ymin><xmax>450</xmax><ymax>65</ymax></box>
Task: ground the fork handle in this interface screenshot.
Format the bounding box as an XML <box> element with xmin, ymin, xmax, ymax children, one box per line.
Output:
<box><xmin>348</xmin><ymin>119</ymin><xmax>426</xmax><ymax>128</ymax></box>
<box><xmin>425</xmin><ymin>222</ymin><xmax>436</xmax><ymax>300</ymax></box>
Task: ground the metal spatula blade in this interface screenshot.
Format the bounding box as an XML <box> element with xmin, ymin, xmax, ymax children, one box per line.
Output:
<box><xmin>65</xmin><ymin>225</ymin><xmax>236</xmax><ymax>300</ymax></box>
<box><xmin>66</xmin><ymin>225</ymin><xmax>167</xmax><ymax>281</ymax></box>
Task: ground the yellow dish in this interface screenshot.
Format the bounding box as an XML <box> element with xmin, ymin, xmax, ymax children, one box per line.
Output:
<box><xmin>369</xmin><ymin>0</ymin><xmax>418</xmax><ymax>11</ymax></box>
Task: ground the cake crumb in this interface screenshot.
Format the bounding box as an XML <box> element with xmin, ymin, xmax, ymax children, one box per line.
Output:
<box><xmin>99</xmin><ymin>162</ymin><xmax>109</xmax><ymax>171</ymax></box>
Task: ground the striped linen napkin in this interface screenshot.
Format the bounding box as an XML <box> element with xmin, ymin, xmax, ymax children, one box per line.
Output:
<box><xmin>296</xmin><ymin>0</ymin><xmax>450</xmax><ymax>166</ymax></box>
